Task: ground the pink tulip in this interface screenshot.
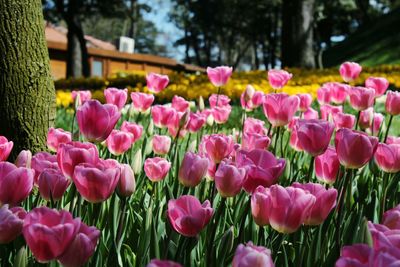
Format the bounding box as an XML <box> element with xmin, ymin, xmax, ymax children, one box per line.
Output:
<box><xmin>0</xmin><ymin>205</ymin><xmax>26</xmax><ymax>244</ymax></box>
<box><xmin>374</xmin><ymin>143</ymin><xmax>400</xmax><ymax>173</ymax></box>
<box><xmin>152</xmin><ymin>135</ymin><xmax>171</xmax><ymax>155</ymax></box>
<box><xmin>203</xmin><ymin>134</ymin><xmax>234</xmax><ymax>164</ymax></box>
<box><xmin>47</xmin><ymin>127</ymin><xmax>72</xmax><ymax>152</ymax></box>
<box><xmin>304</xmin><ymin>107</ymin><xmax>319</xmax><ymax>120</ymax></box>
<box><xmin>146</xmin><ymin>73</ymin><xmax>169</xmax><ymax>93</ymax></box>
<box><xmin>121</xmin><ymin>121</ymin><xmax>143</xmax><ymax>143</ymax></box>
<box><xmin>151</xmin><ymin>105</ymin><xmax>178</xmax><ymax>128</ymax></box>
<box><xmin>32</xmin><ymin>152</ymin><xmax>59</xmax><ymax>183</ymax></box>
<box><xmin>207</xmin><ymin>66</ymin><xmax>233</xmax><ymax>87</ymax></box>
<box><xmin>251</xmin><ymin>185</ymin><xmax>315</xmax><ymax>233</ymax></box>
<box><xmin>349</xmin><ymin>86</ymin><xmax>375</xmax><ymax>111</ymax></box>
<box><xmin>295</xmin><ymin>119</ymin><xmax>334</xmax><ymax>156</ymax></box>
<box><xmin>15</xmin><ymin>150</ymin><xmax>32</xmax><ymax>168</ymax></box>
<box><xmin>317</xmin><ymin>86</ymin><xmax>331</xmax><ymax>105</ymax></box>
<box><xmin>144</xmin><ymin>157</ymin><xmax>171</xmax><ymax>182</ymax></box>
<box><xmin>130</xmin><ymin>92</ymin><xmax>154</xmax><ymax>113</ymax></box>
<box><xmin>38</xmin><ymin>169</ymin><xmax>70</xmax><ymax>201</ymax></box>
<box><xmin>382</xmin><ymin>205</ymin><xmax>400</xmax><ymax>230</ymax></box>
<box><xmin>105</xmin><ymin>129</ymin><xmax>134</xmax><ymax>156</ymax></box>
<box><xmin>243</xmin><ymin>118</ymin><xmax>266</xmax><ymax>135</ymax></box>
<box><xmin>263</xmin><ymin>93</ymin><xmax>300</xmax><ymax>127</ymax></box>
<box><xmin>240</xmin><ymin>85</ymin><xmax>264</xmax><ymax>111</ymax></box>
<box><xmin>147</xmin><ymin>259</ymin><xmax>183</xmax><ymax>267</ymax></box>
<box><xmin>387</xmin><ymin>136</ymin><xmax>400</xmax><ymax>145</ymax></box>
<box><xmin>326</xmin><ymin>82</ymin><xmax>349</xmax><ymax>104</ymax></box>
<box><xmin>212</xmin><ymin>105</ymin><xmax>232</xmax><ymax>124</ymax></box>
<box><xmin>367</xmin><ymin>112</ymin><xmax>384</xmax><ymax>136</ymax></box>
<box><xmin>57</xmin><ymin>141</ymin><xmax>99</xmax><ymax>179</ymax></box>
<box><xmin>186</xmin><ymin>112</ymin><xmax>206</xmax><ymax>133</ymax></box>
<box><xmin>0</xmin><ymin>162</ymin><xmax>33</xmax><ymax>206</ymax></box>
<box><xmin>57</xmin><ymin>222</ymin><xmax>100</xmax><ymax>267</ymax></box>
<box><xmin>71</xmin><ymin>90</ymin><xmax>91</xmax><ymax>105</ymax></box>
<box><xmin>167</xmin><ymin>195</ymin><xmax>213</xmax><ymax>237</ymax></box>
<box><xmin>315</xmin><ymin>146</ymin><xmax>340</xmax><ymax>184</ymax></box>
<box><xmin>292</xmin><ymin>182</ymin><xmax>337</xmax><ymax>225</ymax></box>
<box><xmin>320</xmin><ymin>104</ymin><xmax>343</xmax><ymax>121</ymax></box>
<box><xmin>22</xmin><ymin>207</ymin><xmax>81</xmax><ymax>262</ymax></box>
<box><xmin>117</xmin><ymin>164</ymin><xmax>136</xmax><ymax>197</ymax></box>
<box><xmin>209</xmin><ymin>94</ymin><xmax>231</xmax><ymax>108</ymax></box>
<box><xmin>358</xmin><ymin>107</ymin><xmax>373</xmax><ymax>130</ymax></box>
<box><xmin>385</xmin><ymin>91</ymin><xmax>400</xmax><ymax>116</ymax></box>
<box><xmin>72</xmin><ymin>160</ymin><xmax>120</xmax><ymax>203</ymax></box>
<box><xmin>172</xmin><ymin>95</ymin><xmax>190</xmax><ymax>112</ymax></box>
<box><xmin>335</xmin><ymin>128</ymin><xmax>378</xmax><ymax>169</ymax></box>
<box><xmin>178</xmin><ymin>152</ymin><xmax>209</xmax><ymax>187</ymax></box>
<box><xmin>333</xmin><ymin>112</ymin><xmax>356</xmax><ymax>129</ymax></box>
<box><xmin>339</xmin><ymin>61</ymin><xmax>362</xmax><ymax>82</ymax></box>
<box><xmin>215</xmin><ymin>161</ymin><xmax>246</xmax><ymax>197</ymax></box>
<box><xmin>366</xmin><ymin>77</ymin><xmax>389</xmax><ymax>97</ymax></box>
<box><xmin>242</xmin><ymin>132</ymin><xmax>271</xmax><ymax>151</ymax></box>
<box><xmin>267</xmin><ymin>69</ymin><xmax>292</xmax><ymax>89</ymax></box>
<box><xmin>232</xmin><ymin>242</ymin><xmax>275</xmax><ymax>267</ymax></box>
<box><xmin>297</xmin><ymin>93</ymin><xmax>312</xmax><ymax>111</ymax></box>
<box><xmin>104</xmin><ymin>87</ymin><xmax>128</xmax><ymax>110</ymax></box>
<box><xmin>236</xmin><ymin>149</ymin><xmax>286</xmax><ymax>193</ymax></box>
<box><xmin>368</xmin><ymin>222</ymin><xmax>400</xmax><ymax>252</ymax></box>
<box><xmin>289</xmin><ymin>130</ymin><xmax>303</xmax><ymax>152</ymax></box>
<box><xmin>0</xmin><ymin>136</ymin><xmax>13</xmax><ymax>161</ymax></box>
<box><xmin>77</xmin><ymin>100</ymin><xmax>121</xmax><ymax>142</ymax></box>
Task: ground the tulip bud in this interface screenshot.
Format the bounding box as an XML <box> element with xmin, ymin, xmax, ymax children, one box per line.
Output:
<box><xmin>217</xmin><ymin>226</ymin><xmax>234</xmax><ymax>263</ymax></box>
<box><xmin>117</xmin><ymin>164</ymin><xmax>135</xmax><ymax>197</ymax></box>
<box><xmin>15</xmin><ymin>150</ymin><xmax>32</xmax><ymax>168</ymax></box>
<box><xmin>179</xmin><ymin>110</ymin><xmax>190</xmax><ymax>129</ymax></box>
<box><xmin>188</xmin><ymin>140</ymin><xmax>197</xmax><ymax>152</ymax></box>
<box><xmin>178</xmin><ymin>152</ymin><xmax>208</xmax><ymax>187</ymax></box>
<box><xmin>198</xmin><ymin>96</ymin><xmax>205</xmax><ymax>111</ymax></box>
<box><xmin>147</xmin><ymin>119</ymin><xmax>154</xmax><ymax>135</ymax></box>
<box><xmin>145</xmin><ymin>138</ymin><xmax>153</xmax><ymax>156</ymax></box>
<box><xmin>132</xmin><ymin>149</ymin><xmax>142</xmax><ymax>175</ymax></box>
<box><xmin>206</xmin><ymin>114</ymin><xmax>214</xmax><ymax>126</ymax></box>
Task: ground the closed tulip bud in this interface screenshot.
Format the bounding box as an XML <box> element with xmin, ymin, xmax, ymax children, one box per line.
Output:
<box><xmin>47</xmin><ymin>128</ymin><xmax>72</xmax><ymax>152</ymax></box>
<box><xmin>167</xmin><ymin>195</ymin><xmax>213</xmax><ymax>237</ymax></box>
<box><xmin>77</xmin><ymin>100</ymin><xmax>121</xmax><ymax>142</ymax></box>
<box><xmin>251</xmin><ymin>185</ymin><xmax>315</xmax><ymax>233</ymax></box>
<box><xmin>366</xmin><ymin>112</ymin><xmax>384</xmax><ymax>136</ymax></box>
<box><xmin>292</xmin><ymin>182</ymin><xmax>337</xmax><ymax>225</ymax></box>
<box><xmin>382</xmin><ymin>205</ymin><xmax>400</xmax><ymax>230</ymax></box>
<box><xmin>326</xmin><ymin>82</ymin><xmax>349</xmax><ymax>104</ymax></box>
<box><xmin>263</xmin><ymin>93</ymin><xmax>299</xmax><ymax>127</ymax></box>
<box><xmin>146</xmin><ymin>73</ymin><xmax>169</xmax><ymax>93</ymax></box>
<box><xmin>335</xmin><ymin>128</ymin><xmax>378</xmax><ymax>169</ymax></box>
<box><xmin>121</xmin><ymin>121</ymin><xmax>143</xmax><ymax>143</ymax></box>
<box><xmin>132</xmin><ymin>149</ymin><xmax>142</xmax><ymax>175</ymax></box>
<box><xmin>178</xmin><ymin>152</ymin><xmax>208</xmax><ymax>187</ymax></box>
<box><xmin>232</xmin><ymin>242</ymin><xmax>275</xmax><ymax>267</ymax></box>
<box><xmin>57</xmin><ymin>222</ymin><xmax>100</xmax><ymax>267</ymax></box>
<box><xmin>23</xmin><ymin>207</ymin><xmax>81</xmax><ymax>262</ymax></box>
<box><xmin>198</xmin><ymin>96</ymin><xmax>205</xmax><ymax>111</ymax></box>
<box><xmin>207</xmin><ymin>66</ymin><xmax>233</xmax><ymax>87</ymax></box>
<box><xmin>236</xmin><ymin>149</ymin><xmax>286</xmax><ymax>193</ymax></box>
<box><xmin>297</xmin><ymin>93</ymin><xmax>312</xmax><ymax>112</ymax></box>
<box><xmin>215</xmin><ymin>161</ymin><xmax>246</xmax><ymax>197</ymax></box>
<box><xmin>38</xmin><ymin>169</ymin><xmax>70</xmax><ymax>201</ymax></box>
<box><xmin>104</xmin><ymin>87</ymin><xmax>128</xmax><ymax>110</ymax></box>
<box><xmin>13</xmin><ymin>246</ymin><xmax>28</xmax><ymax>267</ymax></box>
<box><xmin>365</xmin><ymin>77</ymin><xmax>389</xmax><ymax>97</ymax></box>
<box><xmin>374</xmin><ymin>143</ymin><xmax>400</xmax><ymax>173</ymax></box>
<box><xmin>105</xmin><ymin>130</ymin><xmax>134</xmax><ymax>156</ymax></box>
<box><xmin>339</xmin><ymin>61</ymin><xmax>362</xmax><ymax>82</ymax></box>
<box><xmin>349</xmin><ymin>87</ymin><xmax>375</xmax><ymax>111</ymax></box>
<box><xmin>147</xmin><ymin>259</ymin><xmax>183</xmax><ymax>267</ymax></box>
<box><xmin>206</xmin><ymin>112</ymin><xmax>214</xmax><ymax>126</ymax></box>
<box><xmin>172</xmin><ymin>95</ymin><xmax>190</xmax><ymax>112</ymax></box>
<box><xmin>212</xmin><ymin>105</ymin><xmax>232</xmax><ymax>124</ymax></box>
<box><xmin>304</xmin><ymin>107</ymin><xmax>319</xmax><ymax>120</ymax></box>
<box><xmin>117</xmin><ymin>164</ymin><xmax>136</xmax><ymax>197</ymax></box>
<box><xmin>152</xmin><ymin>105</ymin><xmax>178</xmax><ymax>129</ymax></box>
<box><xmin>203</xmin><ymin>134</ymin><xmax>234</xmax><ymax>164</ymax></box>
<box><xmin>72</xmin><ymin>90</ymin><xmax>91</xmax><ymax>106</ymax></box>
<box><xmin>32</xmin><ymin>152</ymin><xmax>59</xmax><ymax>183</ymax></box>
<box><xmin>0</xmin><ymin>136</ymin><xmax>13</xmax><ymax>161</ymax></box>
<box><xmin>57</xmin><ymin>141</ymin><xmax>99</xmax><ymax>179</ymax></box>
<box><xmin>295</xmin><ymin>119</ymin><xmax>334</xmax><ymax>156</ymax></box>
<box><xmin>317</xmin><ymin>86</ymin><xmax>331</xmax><ymax>105</ymax></box>
<box><xmin>267</xmin><ymin>69</ymin><xmax>292</xmax><ymax>89</ymax></box>
<box><xmin>385</xmin><ymin>91</ymin><xmax>400</xmax><ymax>115</ymax></box>
<box><xmin>320</xmin><ymin>104</ymin><xmax>343</xmax><ymax>121</ymax></box>
<box><xmin>147</xmin><ymin>119</ymin><xmax>154</xmax><ymax>135</ymax></box>
<box><xmin>315</xmin><ymin>146</ymin><xmax>340</xmax><ymax>184</ymax></box>
<box><xmin>144</xmin><ymin>157</ymin><xmax>171</xmax><ymax>182</ymax></box>
<box><xmin>72</xmin><ymin>160</ymin><xmax>120</xmax><ymax>203</ymax></box>
<box><xmin>152</xmin><ymin>135</ymin><xmax>171</xmax><ymax>155</ymax></box>
<box><xmin>242</xmin><ymin>132</ymin><xmax>271</xmax><ymax>151</ymax></box>
<box><xmin>15</xmin><ymin>150</ymin><xmax>32</xmax><ymax>168</ymax></box>
<box><xmin>209</xmin><ymin>94</ymin><xmax>231</xmax><ymax>108</ymax></box>
<box><xmin>0</xmin><ymin>205</ymin><xmax>26</xmax><ymax>244</ymax></box>
<box><xmin>243</xmin><ymin>117</ymin><xmax>266</xmax><ymax>135</ymax></box>
<box><xmin>186</xmin><ymin>112</ymin><xmax>206</xmax><ymax>133</ymax></box>
<box><xmin>0</xmin><ymin>162</ymin><xmax>34</xmax><ymax>206</ymax></box>
<box><xmin>179</xmin><ymin>110</ymin><xmax>190</xmax><ymax>128</ymax></box>
<box><xmin>358</xmin><ymin>108</ymin><xmax>374</xmax><ymax>130</ymax></box>
<box><xmin>333</xmin><ymin>112</ymin><xmax>356</xmax><ymax>129</ymax></box>
<box><xmin>130</xmin><ymin>92</ymin><xmax>154</xmax><ymax>113</ymax></box>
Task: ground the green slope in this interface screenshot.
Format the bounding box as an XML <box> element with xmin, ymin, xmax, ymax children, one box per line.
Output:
<box><xmin>323</xmin><ymin>8</ymin><xmax>400</xmax><ymax>67</ymax></box>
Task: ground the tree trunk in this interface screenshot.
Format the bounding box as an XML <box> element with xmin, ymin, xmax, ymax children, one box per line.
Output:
<box><xmin>281</xmin><ymin>0</ymin><xmax>316</xmax><ymax>68</ymax></box>
<box><xmin>0</xmin><ymin>0</ymin><xmax>56</xmax><ymax>159</ymax></box>
<box><xmin>128</xmin><ymin>0</ymin><xmax>138</xmax><ymax>38</ymax></box>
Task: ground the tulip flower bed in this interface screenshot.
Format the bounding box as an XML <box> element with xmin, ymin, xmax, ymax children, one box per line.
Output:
<box><xmin>2</xmin><ymin>63</ymin><xmax>400</xmax><ymax>267</ymax></box>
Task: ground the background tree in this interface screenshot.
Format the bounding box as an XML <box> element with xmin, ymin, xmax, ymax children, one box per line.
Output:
<box><xmin>0</xmin><ymin>0</ymin><xmax>56</xmax><ymax>158</ymax></box>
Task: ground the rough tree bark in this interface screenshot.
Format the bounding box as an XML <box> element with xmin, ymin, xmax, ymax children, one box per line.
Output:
<box><xmin>281</xmin><ymin>0</ymin><xmax>316</xmax><ymax>68</ymax></box>
<box><xmin>0</xmin><ymin>0</ymin><xmax>56</xmax><ymax>159</ymax></box>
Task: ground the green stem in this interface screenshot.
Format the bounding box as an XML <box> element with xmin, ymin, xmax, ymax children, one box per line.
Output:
<box><xmin>383</xmin><ymin>115</ymin><xmax>393</xmax><ymax>143</ymax></box>
<box><xmin>380</xmin><ymin>172</ymin><xmax>389</xmax><ymax>220</ymax></box>
<box><xmin>355</xmin><ymin>110</ymin><xmax>361</xmax><ymax>130</ymax></box>
<box><xmin>308</xmin><ymin>156</ymin><xmax>315</xmax><ymax>182</ymax></box>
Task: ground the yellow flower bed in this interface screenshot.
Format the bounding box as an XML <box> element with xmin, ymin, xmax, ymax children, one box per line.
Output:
<box><xmin>56</xmin><ymin>66</ymin><xmax>400</xmax><ymax>107</ymax></box>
